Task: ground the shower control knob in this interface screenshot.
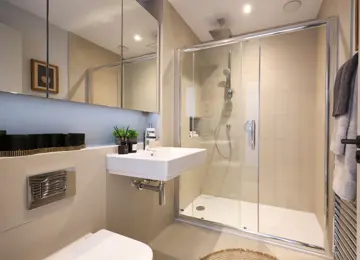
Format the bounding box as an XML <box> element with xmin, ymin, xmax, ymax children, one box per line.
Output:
<box><xmin>227</xmin><ymin>88</ymin><xmax>234</xmax><ymax>99</ymax></box>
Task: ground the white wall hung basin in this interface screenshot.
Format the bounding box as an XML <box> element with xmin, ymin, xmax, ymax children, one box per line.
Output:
<box><xmin>106</xmin><ymin>147</ymin><xmax>207</xmax><ymax>181</ymax></box>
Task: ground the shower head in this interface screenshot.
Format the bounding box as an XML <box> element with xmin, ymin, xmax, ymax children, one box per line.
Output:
<box><xmin>209</xmin><ymin>18</ymin><xmax>232</xmax><ymax>40</ymax></box>
<box><xmin>223</xmin><ymin>68</ymin><xmax>231</xmax><ymax>77</ymax></box>
<box><xmin>209</xmin><ymin>28</ymin><xmax>232</xmax><ymax>40</ymax></box>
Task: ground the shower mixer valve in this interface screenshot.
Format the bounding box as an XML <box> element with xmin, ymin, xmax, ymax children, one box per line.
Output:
<box><xmin>227</xmin><ymin>88</ymin><xmax>234</xmax><ymax>99</ymax></box>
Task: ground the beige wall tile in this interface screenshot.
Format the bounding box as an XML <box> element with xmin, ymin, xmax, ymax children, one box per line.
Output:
<box><xmin>160</xmin><ymin>0</ymin><xmax>200</xmax><ymax>146</ymax></box>
<box><xmin>0</xmin><ymin>146</ymin><xmax>176</xmax><ymax>259</ymax></box>
<box><xmin>0</xmin><ymin>147</ymin><xmax>115</xmax><ymax>260</ymax></box>
<box><xmin>107</xmin><ymin>175</ymin><xmax>175</xmax><ymax>244</ymax></box>
<box><xmin>159</xmin><ymin>0</ymin><xmax>202</xmax><ymax>212</ymax></box>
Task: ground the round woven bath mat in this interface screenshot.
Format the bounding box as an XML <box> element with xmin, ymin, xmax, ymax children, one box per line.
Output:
<box><xmin>200</xmin><ymin>249</ymin><xmax>278</xmax><ymax>260</ymax></box>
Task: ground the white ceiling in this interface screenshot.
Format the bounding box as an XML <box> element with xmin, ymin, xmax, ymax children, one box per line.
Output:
<box><xmin>168</xmin><ymin>0</ymin><xmax>323</xmax><ymax>42</ymax></box>
<box><xmin>5</xmin><ymin>0</ymin><xmax>158</xmax><ymax>58</ymax></box>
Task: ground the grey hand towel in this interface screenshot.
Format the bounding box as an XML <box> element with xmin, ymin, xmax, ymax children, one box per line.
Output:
<box><xmin>333</xmin><ymin>52</ymin><xmax>358</xmax><ymax>117</ymax></box>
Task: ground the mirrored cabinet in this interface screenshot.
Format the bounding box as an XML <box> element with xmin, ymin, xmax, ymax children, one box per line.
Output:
<box><xmin>0</xmin><ymin>0</ymin><xmax>48</xmax><ymax>98</ymax></box>
<box><xmin>0</xmin><ymin>0</ymin><xmax>159</xmax><ymax>113</ymax></box>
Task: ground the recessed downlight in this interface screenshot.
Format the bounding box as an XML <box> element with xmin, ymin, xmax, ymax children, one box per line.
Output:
<box><xmin>283</xmin><ymin>0</ymin><xmax>302</xmax><ymax>12</ymax></box>
<box><xmin>134</xmin><ymin>34</ymin><xmax>143</xmax><ymax>42</ymax></box>
<box><xmin>243</xmin><ymin>4</ymin><xmax>252</xmax><ymax>14</ymax></box>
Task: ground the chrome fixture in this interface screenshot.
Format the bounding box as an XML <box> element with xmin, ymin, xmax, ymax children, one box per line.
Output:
<box><xmin>27</xmin><ymin>168</ymin><xmax>76</xmax><ymax>210</ymax></box>
<box><xmin>244</xmin><ymin>120</ymin><xmax>256</xmax><ymax>150</ymax></box>
<box><xmin>183</xmin><ymin>19</ymin><xmax>330</xmax><ymax>53</ymax></box>
<box><xmin>131</xmin><ymin>179</ymin><xmax>166</xmax><ymax>206</ymax></box>
<box><xmin>334</xmin><ymin>195</ymin><xmax>357</xmax><ymax>259</ymax></box>
<box><xmin>209</xmin><ymin>18</ymin><xmax>232</xmax><ymax>40</ymax></box>
<box><xmin>223</xmin><ymin>51</ymin><xmax>234</xmax><ymax>100</ymax></box>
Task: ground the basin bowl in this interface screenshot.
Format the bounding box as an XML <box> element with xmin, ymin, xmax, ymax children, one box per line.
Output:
<box><xmin>106</xmin><ymin>147</ymin><xmax>207</xmax><ymax>181</ymax></box>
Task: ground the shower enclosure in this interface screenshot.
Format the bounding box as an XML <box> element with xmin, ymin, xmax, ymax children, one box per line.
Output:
<box><xmin>174</xmin><ymin>19</ymin><xmax>338</xmax><ymax>255</ymax></box>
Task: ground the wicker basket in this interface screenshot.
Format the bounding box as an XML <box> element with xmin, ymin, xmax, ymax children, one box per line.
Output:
<box><xmin>200</xmin><ymin>249</ymin><xmax>278</xmax><ymax>260</ymax></box>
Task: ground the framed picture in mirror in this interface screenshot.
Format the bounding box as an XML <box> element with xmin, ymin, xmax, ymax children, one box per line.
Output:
<box><xmin>31</xmin><ymin>59</ymin><xmax>59</xmax><ymax>94</ymax></box>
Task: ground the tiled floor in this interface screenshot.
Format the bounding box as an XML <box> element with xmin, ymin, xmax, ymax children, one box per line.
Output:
<box><xmin>150</xmin><ymin>222</ymin><xmax>330</xmax><ymax>260</ymax></box>
<box><xmin>182</xmin><ymin>195</ymin><xmax>324</xmax><ymax>248</ymax></box>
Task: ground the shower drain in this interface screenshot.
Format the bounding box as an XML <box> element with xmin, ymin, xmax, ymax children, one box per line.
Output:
<box><xmin>196</xmin><ymin>206</ymin><xmax>206</xmax><ymax>211</ymax></box>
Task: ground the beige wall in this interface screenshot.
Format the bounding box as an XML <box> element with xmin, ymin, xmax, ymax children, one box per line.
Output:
<box><xmin>159</xmin><ymin>0</ymin><xmax>200</xmax><ymax>146</ymax></box>
<box><xmin>259</xmin><ymin>28</ymin><xmax>322</xmax><ymax>213</ymax></box>
<box><xmin>0</xmin><ymin>147</ymin><xmax>112</xmax><ymax>260</ymax></box>
<box><xmin>318</xmin><ymin>0</ymin><xmax>353</xmax><ymax>65</ymax></box>
<box><xmin>107</xmin><ymin>174</ymin><xmax>175</xmax><ymax>244</ymax></box>
<box><xmin>0</xmin><ymin>146</ymin><xmax>178</xmax><ymax>259</ymax></box>
<box><xmin>123</xmin><ymin>58</ymin><xmax>157</xmax><ymax>112</ymax></box>
<box><xmin>68</xmin><ymin>33</ymin><xmax>120</xmax><ymax>107</ymax></box>
<box><xmin>159</xmin><ymin>0</ymin><xmax>202</xmax><ymax>210</ymax></box>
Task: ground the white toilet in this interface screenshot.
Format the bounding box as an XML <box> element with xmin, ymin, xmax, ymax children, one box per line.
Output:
<box><xmin>44</xmin><ymin>229</ymin><xmax>153</xmax><ymax>260</ymax></box>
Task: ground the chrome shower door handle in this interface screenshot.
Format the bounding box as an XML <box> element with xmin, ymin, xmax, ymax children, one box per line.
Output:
<box><xmin>244</xmin><ymin>120</ymin><xmax>256</xmax><ymax>150</ymax></box>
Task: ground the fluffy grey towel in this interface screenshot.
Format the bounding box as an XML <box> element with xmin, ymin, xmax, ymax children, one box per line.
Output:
<box><xmin>333</xmin><ymin>53</ymin><xmax>358</xmax><ymax>117</ymax></box>
<box><xmin>332</xmin><ymin>72</ymin><xmax>358</xmax><ymax>201</ymax></box>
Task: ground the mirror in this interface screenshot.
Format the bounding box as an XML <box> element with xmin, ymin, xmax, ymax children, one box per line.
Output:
<box><xmin>121</xmin><ymin>0</ymin><xmax>159</xmax><ymax>113</ymax></box>
<box><xmin>50</xmin><ymin>0</ymin><xmax>159</xmax><ymax>112</ymax></box>
<box><xmin>0</xmin><ymin>0</ymin><xmax>47</xmax><ymax>97</ymax></box>
<box><xmin>123</xmin><ymin>54</ymin><xmax>157</xmax><ymax>112</ymax></box>
<box><xmin>0</xmin><ymin>0</ymin><xmax>160</xmax><ymax>113</ymax></box>
<box><xmin>49</xmin><ymin>0</ymin><xmax>123</xmax><ymax>106</ymax></box>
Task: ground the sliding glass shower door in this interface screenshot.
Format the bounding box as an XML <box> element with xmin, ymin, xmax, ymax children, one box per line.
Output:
<box><xmin>257</xmin><ymin>26</ymin><xmax>327</xmax><ymax>249</ymax></box>
<box><xmin>178</xmin><ymin>40</ymin><xmax>260</xmax><ymax>233</ymax></box>
<box><xmin>177</xmin><ymin>21</ymin><xmax>334</xmax><ymax>252</ymax></box>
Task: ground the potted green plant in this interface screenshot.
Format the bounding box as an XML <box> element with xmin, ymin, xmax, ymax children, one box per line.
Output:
<box><xmin>127</xmin><ymin>129</ymin><xmax>138</xmax><ymax>153</ymax></box>
<box><xmin>113</xmin><ymin>126</ymin><xmax>129</xmax><ymax>154</ymax></box>
<box><xmin>113</xmin><ymin>126</ymin><xmax>129</xmax><ymax>145</ymax></box>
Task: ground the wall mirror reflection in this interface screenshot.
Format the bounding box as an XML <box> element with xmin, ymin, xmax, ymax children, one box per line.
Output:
<box><xmin>121</xmin><ymin>0</ymin><xmax>159</xmax><ymax>113</ymax></box>
<box><xmin>0</xmin><ymin>0</ymin><xmax>159</xmax><ymax>113</ymax></box>
<box><xmin>0</xmin><ymin>0</ymin><xmax>48</xmax><ymax>97</ymax></box>
<box><xmin>49</xmin><ymin>0</ymin><xmax>123</xmax><ymax>106</ymax></box>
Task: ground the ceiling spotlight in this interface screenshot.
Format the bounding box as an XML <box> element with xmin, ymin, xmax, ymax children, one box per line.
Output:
<box><xmin>243</xmin><ymin>4</ymin><xmax>252</xmax><ymax>14</ymax></box>
<box><xmin>134</xmin><ymin>34</ymin><xmax>143</xmax><ymax>42</ymax></box>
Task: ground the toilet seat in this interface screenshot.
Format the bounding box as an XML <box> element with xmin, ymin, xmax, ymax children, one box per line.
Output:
<box><xmin>45</xmin><ymin>229</ymin><xmax>153</xmax><ymax>260</ymax></box>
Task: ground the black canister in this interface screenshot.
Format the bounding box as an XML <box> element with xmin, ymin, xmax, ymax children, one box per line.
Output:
<box><xmin>4</xmin><ymin>135</ymin><xmax>29</xmax><ymax>151</ymax></box>
<box><xmin>127</xmin><ymin>138</ymin><xmax>138</xmax><ymax>153</ymax></box>
<box><xmin>118</xmin><ymin>144</ymin><xmax>128</xmax><ymax>154</ymax></box>
<box><xmin>28</xmin><ymin>134</ymin><xmax>41</xmax><ymax>150</ymax></box>
<box><xmin>68</xmin><ymin>133</ymin><xmax>85</xmax><ymax>147</ymax></box>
